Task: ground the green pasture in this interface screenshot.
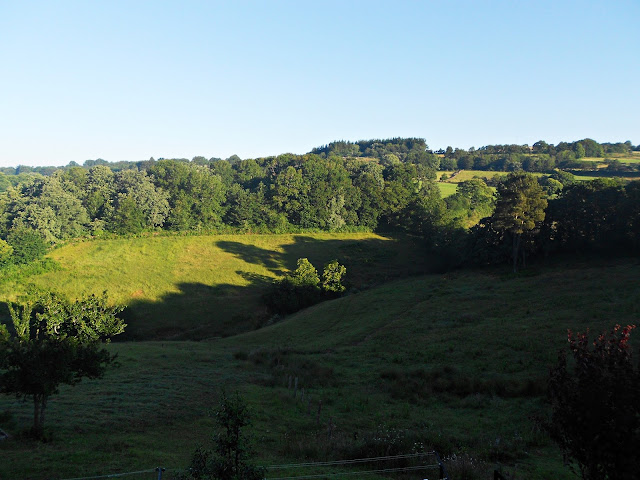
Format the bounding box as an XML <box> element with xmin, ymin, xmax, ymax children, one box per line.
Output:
<box><xmin>0</xmin><ymin>233</ymin><xmax>434</xmax><ymax>340</ymax></box>
<box><xmin>438</xmin><ymin>170</ymin><xmax>506</xmax><ymax>183</ymax></box>
<box><xmin>581</xmin><ymin>152</ymin><xmax>640</xmax><ymax>164</ymax></box>
<box><xmin>1</xmin><ymin>255</ymin><xmax>639</xmax><ymax>479</ymax></box>
<box><xmin>436</xmin><ymin>181</ymin><xmax>459</xmax><ymax>197</ymax></box>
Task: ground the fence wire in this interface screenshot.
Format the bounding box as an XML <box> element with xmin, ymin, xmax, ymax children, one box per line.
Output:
<box><xmin>59</xmin><ymin>467</ymin><xmax>168</xmax><ymax>480</ymax></box>
<box><xmin>56</xmin><ymin>451</ymin><xmax>446</xmax><ymax>480</ymax></box>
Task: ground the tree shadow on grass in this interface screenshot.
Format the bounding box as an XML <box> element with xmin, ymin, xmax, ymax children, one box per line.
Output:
<box><xmin>215</xmin><ymin>241</ymin><xmax>284</xmax><ymax>273</ymax></box>
<box><xmin>120</xmin><ymin>275</ymin><xmax>273</xmax><ymax>341</ymax></box>
<box><xmin>215</xmin><ymin>234</ymin><xmax>435</xmax><ymax>288</ymax></box>
<box><xmin>1</xmin><ymin>235</ymin><xmax>436</xmax><ymax>342</ymax></box>
<box><xmin>120</xmin><ymin>234</ymin><xmax>436</xmax><ymax>341</ymax></box>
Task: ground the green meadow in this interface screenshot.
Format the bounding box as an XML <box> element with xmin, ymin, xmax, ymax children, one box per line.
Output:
<box><xmin>581</xmin><ymin>152</ymin><xmax>640</xmax><ymax>164</ymax></box>
<box><xmin>436</xmin><ymin>181</ymin><xmax>459</xmax><ymax>197</ymax></box>
<box><xmin>0</xmin><ymin>233</ymin><xmax>433</xmax><ymax>340</ymax></box>
<box><xmin>1</xmin><ymin>235</ymin><xmax>638</xmax><ymax>479</ymax></box>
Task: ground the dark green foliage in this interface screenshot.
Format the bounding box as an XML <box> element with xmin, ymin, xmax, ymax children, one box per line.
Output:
<box><xmin>184</xmin><ymin>391</ymin><xmax>264</xmax><ymax>480</ymax></box>
<box><xmin>0</xmin><ymin>239</ymin><xmax>13</xmax><ymax>267</ymax></box>
<box><xmin>0</xmin><ymin>138</ymin><xmax>636</xmax><ymax>272</ymax></box>
<box><xmin>542</xmin><ymin>179</ymin><xmax>628</xmax><ymax>253</ymax></box>
<box><xmin>491</xmin><ymin>173</ymin><xmax>547</xmax><ymax>272</ymax></box>
<box><xmin>1</xmin><ymin>175</ymin><xmax>90</xmax><ymax>242</ymax></box>
<box><xmin>6</xmin><ymin>228</ymin><xmax>48</xmax><ymax>264</ymax></box>
<box><xmin>264</xmin><ymin>258</ymin><xmax>347</xmax><ymax>315</ymax></box>
<box><xmin>110</xmin><ymin>195</ymin><xmax>146</xmax><ymax>234</ymax></box>
<box><xmin>149</xmin><ymin>160</ymin><xmax>225</xmax><ymax>230</ymax></box>
<box><xmin>546</xmin><ymin>325</ymin><xmax>639</xmax><ymax>480</ymax></box>
<box><xmin>263</xmin><ymin>258</ymin><xmax>322</xmax><ymax>315</ymax></box>
<box><xmin>0</xmin><ymin>291</ymin><xmax>125</xmax><ymax>437</ymax></box>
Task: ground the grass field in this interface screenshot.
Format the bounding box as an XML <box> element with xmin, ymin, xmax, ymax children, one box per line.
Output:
<box><xmin>436</xmin><ymin>181</ymin><xmax>458</xmax><ymax>197</ymax></box>
<box><xmin>1</xmin><ymin>252</ymin><xmax>639</xmax><ymax>479</ymax></box>
<box><xmin>0</xmin><ymin>233</ymin><xmax>435</xmax><ymax>340</ymax></box>
<box><xmin>581</xmin><ymin>152</ymin><xmax>640</xmax><ymax>164</ymax></box>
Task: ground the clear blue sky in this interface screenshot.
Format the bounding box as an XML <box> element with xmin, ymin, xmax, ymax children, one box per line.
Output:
<box><xmin>1</xmin><ymin>0</ymin><xmax>638</xmax><ymax>167</ymax></box>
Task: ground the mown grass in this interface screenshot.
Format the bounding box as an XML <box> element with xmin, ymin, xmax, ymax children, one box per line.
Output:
<box><xmin>436</xmin><ymin>181</ymin><xmax>458</xmax><ymax>198</ymax></box>
<box><xmin>0</xmin><ymin>233</ymin><xmax>434</xmax><ymax>340</ymax></box>
<box><xmin>1</xmin><ymin>255</ymin><xmax>638</xmax><ymax>479</ymax></box>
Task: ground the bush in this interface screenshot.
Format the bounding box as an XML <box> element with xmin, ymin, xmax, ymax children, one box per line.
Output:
<box><xmin>546</xmin><ymin>324</ymin><xmax>639</xmax><ymax>480</ymax></box>
<box><xmin>6</xmin><ymin>228</ymin><xmax>48</xmax><ymax>264</ymax></box>
<box><xmin>0</xmin><ymin>240</ymin><xmax>13</xmax><ymax>267</ymax></box>
<box><xmin>321</xmin><ymin>260</ymin><xmax>346</xmax><ymax>294</ymax></box>
<box><xmin>264</xmin><ymin>258</ymin><xmax>347</xmax><ymax>315</ymax></box>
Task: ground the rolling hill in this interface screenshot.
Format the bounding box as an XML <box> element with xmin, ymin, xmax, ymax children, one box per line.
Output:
<box><xmin>1</xmin><ymin>247</ymin><xmax>638</xmax><ymax>479</ymax></box>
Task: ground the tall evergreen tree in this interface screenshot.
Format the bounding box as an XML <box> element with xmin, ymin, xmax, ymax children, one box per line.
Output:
<box><xmin>492</xmin><ymin>173</ymin><xmax>547</xmax><ymax>272</ymax></box>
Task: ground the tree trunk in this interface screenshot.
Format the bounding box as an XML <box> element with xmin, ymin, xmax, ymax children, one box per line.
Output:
<box><xmin>512</xmin><ymin>234</ymin><xmax>521</xmax><ymax>273</ymax></box>
<box><xmin>32</xmin><ymin>394</ymin><xmax>47</xmax><ymax>438</ymax></box>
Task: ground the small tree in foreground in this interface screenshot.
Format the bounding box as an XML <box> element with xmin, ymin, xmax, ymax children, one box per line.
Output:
<box><xmin>0</xmin><ymin>290</ymin><xmax>125</xmax><ymax>438</ymax></box>
<box><xmin>546</xmin><ymin>324</ymin><xmax>639</xmax><ymax>480</ymax></box>
<box><xmin>186</xmin><ymin>391</ymin><xmax>264</xmax><ymax>480</ymax></box>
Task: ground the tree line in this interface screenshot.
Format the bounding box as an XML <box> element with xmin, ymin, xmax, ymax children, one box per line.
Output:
<box><xmin>0</xmin><ymin>150</ymin><xmax>445</xmax><ymax>246</ymax></box>
<box><xmin>0</xmin><ymin>137</ymin><xmax>638</xmax><ymax>269</ymax></box>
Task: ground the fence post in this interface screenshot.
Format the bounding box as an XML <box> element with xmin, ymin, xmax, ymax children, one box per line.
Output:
<box><xmin>433</xmin><ymin>451</ymin><xmax>449</xmax><ymax>480</ymax></box>
<box><xmin>156</xmin><ymin>467</ymin><xmax>165</xmax><ymax>480</ymax></box>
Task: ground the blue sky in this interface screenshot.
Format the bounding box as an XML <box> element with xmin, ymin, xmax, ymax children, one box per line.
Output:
<box><xmin>0</xmin><ymin>0</ymin><xmax>638</xmax><ymax>167</ymax></box>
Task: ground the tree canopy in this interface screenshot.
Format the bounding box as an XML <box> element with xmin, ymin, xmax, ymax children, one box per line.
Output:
<box><xmin>0</xmin><ymin>291</ymin><xmax>126</xmax><ymax>437</ymax></box>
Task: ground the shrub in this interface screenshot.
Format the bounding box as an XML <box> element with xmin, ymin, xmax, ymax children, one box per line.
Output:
<box><xmin>546</xmin><ymin>324</ymin><xmax>639</xmax><ymax>480</ymax></box>
<box><xmin>6</xmin><ymin>228</ymin><xmax>48</xmax><ymax>264</ymax></box>
<box><xmin>0</xmin><ymin>239</ymin><xmax>13</xmax><ymax>267</ymax></box>
<box><xmin>264</xmin><ymin>258</ymin><xmax>347</xmax><ymax>315</ymax></box>
<box><xmin>321</xmin><ymin>260</ymin><xmax>346</xmax><ymax>294</ymax></box>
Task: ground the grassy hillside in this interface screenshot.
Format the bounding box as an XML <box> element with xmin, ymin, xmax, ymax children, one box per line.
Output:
<box><xmin>0</xmin><ymin>233</ymin><xmax>434</xmax><ymax>340</ymax></box>
<box><xmin>1</xmin><ymin>256</ymin><xmax>638</xmax><ymax>479</ymax></box>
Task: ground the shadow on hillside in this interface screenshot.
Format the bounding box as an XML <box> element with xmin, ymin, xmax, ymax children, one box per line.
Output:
<box><xmin>120</xmin><ymin>275</ymin><xmax>274</xmax><ymax>341</ymax></box>
<box><xmin>216</xmin><ymin>241</ymin><xmax>284</xmax><ymax>273</ymax></box>
<box><xmin>0</xmin><ymin>234</ymin><xmax>435</xmax><ymax>342</ymax></box>
<box><xmin>214</xmin><ymin>234</ymin><xmax>432</xmax><ymax>287</ymax></box>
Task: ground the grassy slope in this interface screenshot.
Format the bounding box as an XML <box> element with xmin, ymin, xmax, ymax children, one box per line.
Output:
<box><xmin>1</xmin><ymin>255</ymin><xmax>638</xmax><ymax>479</ymax></box>
<box><xmin>0</xmin><ymin>233</ymin><xmax>433</xmax><ymax>340</ymax></box>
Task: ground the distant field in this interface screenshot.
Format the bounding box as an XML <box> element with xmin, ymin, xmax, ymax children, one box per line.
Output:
<box><xmin>438</xmin><ymin>170</ymin><xmax>506</xmax><ymax>183</ymax></box>
<box><xmin>437</xmin><ymin>169</ymin><xmax>629</xmax><ymax>187</ymax></box>
<box><xmin>436</xmin><ymin>181</ymin><xmax>459</xmax><ymax>197</ymax></box>
<box><xmin>0</xmin><ymin>233</ymin><xmax>434</xmax><ymax>340</ymax></box>
<box><xmin>581</xmin><ymin>152</ymin><xmax>640</xmax><ymax>164</ymax></box>
<box><xmin>1</xmin><ymin>257</ymin><xmax>638</xmax><ymax>479</ymax></box>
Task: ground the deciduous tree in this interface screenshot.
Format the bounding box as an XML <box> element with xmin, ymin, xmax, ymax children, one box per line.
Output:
<box><xmin>0</xmin><ymin>291</ymin><xmax>125</xmax><ymax>437</ymax></box>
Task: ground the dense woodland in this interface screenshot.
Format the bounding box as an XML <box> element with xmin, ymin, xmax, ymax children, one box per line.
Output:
<box><xmin>0</xmin><ymin>137</ymin><xmax>638</xmax><ymax>269</ymax></box>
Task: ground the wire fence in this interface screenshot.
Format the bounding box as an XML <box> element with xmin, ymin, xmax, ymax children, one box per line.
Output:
<box><xmin>57</xmin><ymin>451</ymin><xmax>449</xmax><ymax>480</ymax></box>
<box><xmin>59</xmin><ymin>468</ymin><xmax>168</xmax><ymax>480</ymax></box>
